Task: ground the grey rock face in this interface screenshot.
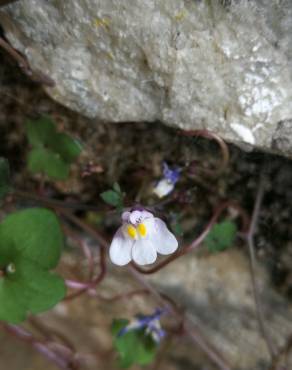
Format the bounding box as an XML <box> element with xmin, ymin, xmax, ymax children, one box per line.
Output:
<box><xmin>2</xmin><ymin>0</ymin><xmax>292</xmax><ymax>156</ymax></box>
<box><xmin>149</xmin><ymin>250</ymin><xmax>292</xmax><ymax>369</ymax></box>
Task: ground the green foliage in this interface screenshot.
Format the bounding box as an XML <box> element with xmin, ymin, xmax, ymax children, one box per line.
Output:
<box><xmin>0</xmin><ymin>158</ymin><xmax>10</xmax><ymax>201</ymax></box>
<box><xmin>205</xmin><ymin>220</ymin><xmax>237</xmax><ymax>252</ymax></box>
<box><xmin>0</xmin><ymin>208</ymin><xmax>66</xmax><ymax>323</ymax></box>
<box><xmin>112</xmin><ymin>319</ymin><xmax>157</xmax><ymax>368</ymax></box>
<box><xmin>169</xmin><ymin>212</ymin><xmax>183</xmax><ymax>237</ymax></box>
<box><xmin>113</xmin><ymin>182</ymin><xmax>122</xmax><ymax>193</ymax></box>
<box><xmin>26</xmin><ymin>116</ymin><xmax>83</xmax><ymax>180</ymax></box>
<box><xmin>100</xmin><ymin>182</ymin><xmax>124</xmax><ymax>209</ymax></box>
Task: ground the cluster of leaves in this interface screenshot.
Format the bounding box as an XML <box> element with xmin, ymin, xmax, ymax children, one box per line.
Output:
<box><xmin>26</xmin><ymin>116</ymin><xmax>83</xmax><ymax>180</ymax></box>
<box><xmin>0</xmin><ymin>208</ymin><xmax>66</xmax><ymax>323</ymax></box>
<box><xmin>0</xmin><ymin>116</ymin><xmax>81</xmax><ymax>324</ymax></box>
<box><xmin>100</xmin><ymin>182</ymin><xmax>124</xmax><ymax>210</ymax></box>
<box><xmin>205</xmin><ymin>220</ymin><xmax>237</xmax><ymax>252</ymax></box>
<box><xmin>112</xmin><ymin>319</ymin><xmax>157</xmax><ymax>368</ymax></box>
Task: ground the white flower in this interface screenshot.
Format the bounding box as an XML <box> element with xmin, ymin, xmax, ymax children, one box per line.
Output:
<box><xmin>153</xmin><ymin>162</ymin><xmax>180</xmax><ymax>198</ymax></box>
<box><xmin>153</xmin><ymin>179</ymin><xmax>175</xmax><ymax>198</ymax></box>
<box><xmin>109</xmin><ymin>209</ymin><xmax>178</xmax><ymax>266</ymax></box>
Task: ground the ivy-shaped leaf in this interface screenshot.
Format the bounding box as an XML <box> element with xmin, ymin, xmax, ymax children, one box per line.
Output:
<box><xmin>205</xmin><ymin>220</ymin><xmax>237</xmax><ymax>252</ymax></box>
<box><xmin>100</xmin><ymin>183</ymin><xmax>124</xmax><ymax>209</ymax></box>
<box><xmin>0</xmin><ymin>208</ymin><xmax>66</xmax><ymax>323</ymax></box>
<box><xmin>112</xmin><ymin>319</ymin><xmax>157</xmax><ymax>368</ymax></box>
<box><xmin>113</xmin><ymin>182</ymin><xmax>122</xmax><ymax>194</ymax></box>
<box><xmin>26</xmin><ymin>116</ymin><xmax>82</xmax><ymax>180</ymax></box>
<box><xmin>0</xmin><ymin>158</ymin><xmax>10</xmax><ymax>201</ymax></box>
<box><xmin>28</xmin><ymin>148</ymin><xmax>70</xmax><ymax>180</ymax></box>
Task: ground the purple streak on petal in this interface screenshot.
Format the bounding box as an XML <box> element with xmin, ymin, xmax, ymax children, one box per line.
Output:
<box><xmin>130</xmin><ymin>205</ymin><xmax>146</xmax><ymax>212</ymax></box>
<box><xmin>129</xmin><ymin>205</ymin><xmax>154</xmax><ymax>217</ymax></box>
<box><xmin>118</xmin><ymin>321</ymin><xmax>144</xmax><ymax>337</ymax></box>
<box><xmin>129</xmin><ymin>210</ymin><xmax>142</xmax><ymax>224</ymax></box>
<box><xmin>148</xmin><ymin>325</ymin><xmax>166</xmax><ymax>343</ymax></box>
<box><xmin>117</xmin><ymin>308</ymin><xmax>166</xmax><ymax>339</ymax></box>
<box><xmin>163</xmin><ymin>162</ymin><xmax>180</xmax><ymax>184</ymax></box>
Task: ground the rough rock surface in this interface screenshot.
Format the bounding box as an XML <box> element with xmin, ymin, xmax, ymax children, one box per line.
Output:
<box><xmin>2</xmin><ymin>0</ymin><xmax>292</xmax><ymax>156</ymax></box>
<box><xmin>149</xmin><ymin>249</ymin><xmax>292</xmax><ymax>370</ymax></box>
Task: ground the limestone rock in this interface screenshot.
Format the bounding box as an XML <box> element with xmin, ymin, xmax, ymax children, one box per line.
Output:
<box><xmin>149</xmin><ymin>249</ymin><xmax>292</xmax><ymax>370</ymax></box>
<box><xmin>2</xmin><ymin>0</ymin><xmax>292</xmax><ymax>156</ymax></box>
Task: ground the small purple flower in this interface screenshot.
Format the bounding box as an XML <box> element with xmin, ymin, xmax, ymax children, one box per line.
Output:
<box><xmin>118</xmin><ymin>308</ymin><xmax>166</xmax><ymax>343</ymax></box>
<box><xmin>153</xmin><ymin>162</ymin><xmax>180</xmax><ymax>198</ymax></box>
<box><xmin>109</xmin><ymin>209</ymin><xmax>178</xmax><ymax>266</ymax></box>
<box><xmin>162</xmin><ymin>162</ymin><xmax>180</xmax><ymax>184</ymax></box>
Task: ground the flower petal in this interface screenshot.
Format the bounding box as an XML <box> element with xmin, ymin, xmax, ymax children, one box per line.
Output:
<box><xmin>129</xmin><ymin>210</ymin><xmax>142</xmax><ymax>224</ymax></box>
<box><xmin>143</xmin><ymin>217</ymin><xmax>156</xmax><ymax>237</ymax></box>
<box><xmin>140</xmin><ymin>210</ymin><xmax>154</xmax><ymax>220</ymax></box>
<box><xmin>150</xmin><ymin>218</ymin><xmax>178</xmax><ymax>255</ymax></box>
<box><xmin>153</xmin><ymin>179</ymin><xmax>174</xmax><ymax>198</ymax></box>
<box><xmin>121</xmin><ymin>211</ymin><xmax>131</xmax><ymax>222</ymax></box>
<box><xmin>132</xmin><ymin>239</ymin><xmax>157</xmax><ymax>265</ymax></box>
<box><xmin>109</xmin><ymin>228</ymin><xmax>134</xmax><ymax>266</ymax></box>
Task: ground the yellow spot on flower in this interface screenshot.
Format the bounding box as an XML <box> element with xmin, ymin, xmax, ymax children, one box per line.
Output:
<box><xmin>137</xmin><ymin>223</ymin><xmax>147</xmax><ymax>238</ymax></box>
<box><xmin>127</xmin><ymin>225</ymin><xmax>137</xmax><ymax>239</ymax></box>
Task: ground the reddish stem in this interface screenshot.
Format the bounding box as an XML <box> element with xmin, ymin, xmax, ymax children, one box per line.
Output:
<box><xmin>91</xmin><ymin>288</ymin><xmax>150</xmax><ymax>301</ymax></box>
<box><xmin>60</xmin><ymin>209</ymin><xmax>232</xmax><ymax>370</ymax></box>
<box><xmin>64</xmin><ymin>246</ymin><xmax>106</xmax><ymax>301</ymax></box>
<box><xmin>63</xmin><ymin>225</ymin><xmax>95</xmax><ymax>280</ymax></box>
<box><xmin>28</xmin><ymin>316</ymin><xmax>76</xmax><ymax>352</ymax></box>
<box><xmin>2</xmin><ymin>323</ymin><xmax>77</xmax><ymax>370</ymax></box>
<box><xmin>242</xmin><ymin>174</ymin><xmax>276</xmax><ymax>359</ymax></box>
<box><xmin>180</xmin><ymin>129</ymin><xmax>230</xmax><ymax>176</ymax></box>
<box><xmin>132</xmin><ymin>200</ymin><xmax>249</xmax><ymax>274</ymax></box>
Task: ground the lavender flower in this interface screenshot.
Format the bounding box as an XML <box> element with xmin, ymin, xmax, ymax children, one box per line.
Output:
<box><xmin>109</xmin><ymin>209</ymin><xmax>178</xmax><ymax>266</ymax></box>
<box><xmin>118</xmin><ymin>308</ymin><xmax>166</xmax><ymax>343</ymax></box>
<box><xmin>153</xmin><ymin>162</ymin><xmax>180</xmax><ymax>198</ymax></box>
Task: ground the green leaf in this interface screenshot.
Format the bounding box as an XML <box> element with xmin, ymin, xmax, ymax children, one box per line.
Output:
<box><xmin>49</xmin><ymin>133</ymin><xmax>83</xmax><ymax>163</ymax></box>
<box><xmin>0</xmin><ymin>158</ymin><xmax>10</xmax><ymax>200</ymax></box>
<box><xmin>172</xmin><ymin>221</ymin><xmax>183</xmax><ymax>236</ymax></box>
<box><xmin>112</xmin><ymin>319</ymin><xmax>129</xmax><ymax>336</ymax></box>
<box><xmin>0</xmin><ymin>208</ymin><xmax>65</xmax><ymax>323</ymax></box>
<box><xmin>112</xmin><ymin>319</ymin><xmax>157</xmax><ymax>368</ymax></box>
<box><xmin>205</xmin><ymin>220</ymin><xmax>237</xmax><ymax>253</ymax></box>
<box><xmin>0</xmin><ymin>278</ymin><xmax>26</xmax><ymax>323</ymax></box>
<box><xmin>0</xmin><ymin>208</ymin><xmax>63</xmax><ymax>269</ymax></box>
<box><xmin>0</xmin><ymin>260</ymin><xmax>65</xmax><ymax>323</ymax></box>
<box><xmin>113</xmin><ymin>182</ymin><xmax>122</xmax><ymax>194</ymax></box>
<box><xmin>169</xmin><ymin>212</ymin><xmax>183</xmax><ymax>237</ymax></box>
<box><xmin>26</xmin><ymin>115</ymin><xmax>83</xmax><ymax>180</ymax></box>
<box><xmin>100</xmin><ymin>190</ymin><xmax>123</xmax><ymax>207</ymax></box>
<box><xmin>26</xmin><ymin>116</ymin><xmax>56</xmax><ymax>147</ymax></box>
<box><xmin>27</xmin><ymin>148</ymin><xmax>70</xmax><ymax>180</ymax></box>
